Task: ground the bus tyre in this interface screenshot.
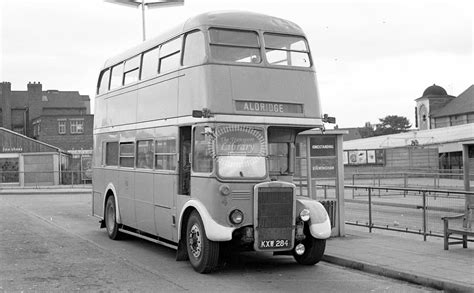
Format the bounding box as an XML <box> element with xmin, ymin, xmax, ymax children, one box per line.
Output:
<box><xmin>186</xmin><ymin>211</ymin><xmax>220</xmax><ymax>273</ymax></box>
<box><xmin>105</xmin><ymin>196</ymin><xmax>123</xmax><ymax>240</ymax></box>
<box><xmin>293</xmin><ymin>236</ymin><xmax>326</xmax><ymax>265</ymax></box>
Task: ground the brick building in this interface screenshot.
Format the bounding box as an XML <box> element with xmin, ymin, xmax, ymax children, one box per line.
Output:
<box><xmin>0</xmin><ymin>82</ymin><xmax>93</xmax><ymax>152</ymax></box>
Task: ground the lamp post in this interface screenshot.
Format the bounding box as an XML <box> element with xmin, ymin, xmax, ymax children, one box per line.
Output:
<box><xmin>105</xmin><ymin>0</ymin><xmax>184</xmax><ymax>41</ymax></box>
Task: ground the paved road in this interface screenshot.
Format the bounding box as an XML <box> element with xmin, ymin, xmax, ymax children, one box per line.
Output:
<box><xmin>0</xmin><ymin>193</ymin><xmax>438</xmax><ymax>292</ymax></box>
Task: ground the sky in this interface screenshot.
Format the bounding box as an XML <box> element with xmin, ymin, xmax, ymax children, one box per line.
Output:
<box><xmin>1</xmin><ymin>0</ymin><xmax>472</xmax><ymax>128</ymax></box>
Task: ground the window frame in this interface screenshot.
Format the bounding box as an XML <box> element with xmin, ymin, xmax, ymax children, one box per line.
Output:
<box><xmin>123</xmin><ymin>55</ymin><xmax>141</xmax><ymax>86</ymax></box>
<box><xmin>155</xmin><ymin>138</ymin><xmax>177</xmax><ymax>172</ymax></box>
<box><xmin>97</xmin><ymin>68</ymin><xmax>110</xmax><ymax>95</ymax></box>
<box><xmin>110</xmin><ymin>62</ymin><xmax>125</xmax><ymax>90</ymax></box>
<box><xmin>140</xmin><ymin>45</ymin><xmax>160</xmax><ymax>80</ymax></box>
<box><xmin>158</xmin><ymin>36</ymin><xmax>182</xmax><ymax>74</ymax></box>
<box><xmin>182</xmin><ymin>29</ymin><xmax>206</xmax><ymax>67</ymax></box>
<box><xmin>263</xmin><ymin>33</ymin><xmax>312</xmax><ymax>68</ymax></box>
<box><xmin>105</xmin><ymin>141</ymin><xmax>119</xmax><ymax>166</ymax></box>
<box><xmin>119</xmin><ymin>142</ymin><xmax>135</xmax><ymax>168</ymax></box>
<box><xmin>136</xmin><ymin>139</ymin><xmax>154</xmax><ymax>169</ymax></box>
<box><xmin>58</xmin><ymin>119</ymin><xmax>67</xmax><ymax>135</ymax></box>
<box><xmin>69</xmin><ymin>118</ymin><xmax>84</xmax><ymax>134</ymax></box>
<box><xmin>208</xmin><ymin>28</ymin><xmax>262</xmax><ymax>65</ymax></box>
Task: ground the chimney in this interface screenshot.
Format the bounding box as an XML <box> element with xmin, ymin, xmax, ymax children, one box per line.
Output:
<box><xmin>27</xmin><ymin>81</ymin><xmax>43</xmax><ymax>98</ymax></box>
<box><xmin>0</xmin><ymin>82</ymin><xmax>12</xmax><ymax>129</ymax></box>
<box><xmin>26</xmin><ymin>82</ymin><xmax>43</xmax><ymax>136</ymax></box>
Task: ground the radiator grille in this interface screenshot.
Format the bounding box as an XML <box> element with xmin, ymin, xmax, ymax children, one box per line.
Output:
<box><xmin>255</xmin><ymin>186</ymin><xmax>294</xmax><ymax>251</ymax></box>
<box><xmin>257</xmin><ymin>187</ymin><xmax>293</xmax><ymax>228</ymax></box>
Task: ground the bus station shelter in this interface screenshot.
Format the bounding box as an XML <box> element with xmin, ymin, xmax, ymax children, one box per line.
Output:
<box><xmin>296</xmin><ymin>129</ymin><xmax>347</xmax><ymax>237</ymax></box>
<box><xmin>0</xmin><ymin>127</ymin><xmax>67</xmax><ymax>187</ymax></box>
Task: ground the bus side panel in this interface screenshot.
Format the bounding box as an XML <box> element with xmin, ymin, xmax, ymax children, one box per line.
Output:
<box><xmin>92</xmin><ymin>167</ymin><xmax>105</xmax><ymax>218</ymax></box>
<box><xmin>106</xmin><ymin>87</ymin><xmax>137</xmax><ymax>127</ymax></box>
<box><xmin>137</xmin><ymin>74</ymin><xmax>179</xmax><ymax>123</ymax></box>
<box><xmin>190</xmin><ymin>177</ymin><xmax>228</xmax><ymax>226</ymax></box>
<box><xmin>134</xmin><ymin>172</ymin><xmax>156</xmax><ymax>235</ymax></box>
<box><xmin>117</xmin><ymin>169</ymin><xmax>136</xmax><ymax>227</ymax></box>
<box><xmin>297</xmin><ymin>71</ymin><xmax>322</xmax><ymax>117</ymax></box>
<box><xmin>178</xmin><ymin>66</ymin><xmax>209</xmax><ymax>117</ymax></box>
<box><xmin>205</xmin><ymin>65</ymin><xmax>232</xmax><ymax>115</ymax></box>
<box><xmin>153</xmin><ymin>173</ymin><xmax>177</xmax><ymax>241</ymax></box>
<box><xmin>92</xmin><ymin>135</ymin><xmax>105</xmax><ymax>218</ymax></box>
<box><xmin>94</xmin><ymin>96</ymin><xmax>107</xmax><ymax>129</ymax></box>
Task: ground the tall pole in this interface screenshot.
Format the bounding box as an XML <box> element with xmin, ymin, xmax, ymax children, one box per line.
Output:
<box><xmin>141</xmin><ymin>0</ymin><xmax>146</xmax><ymax>41</ymax></box>
<box><xmin>105</xmin><ymin>0</ymin><xmax>184</xmax><ymax>42</ymax></box>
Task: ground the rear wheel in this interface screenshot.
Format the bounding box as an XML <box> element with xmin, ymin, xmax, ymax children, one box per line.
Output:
<box><xmin>186</xmin><ymin>210</ymin><xmax>220</xmax><ymax>273</ymax></box>
<box><xmin>293</xmin><ymin>235</ymin><xmax>326</xmax><ymax>265</ymax></box>
<box><xmin>105</xmin><ymin>196</ymin><xmax>123</xmax><ymax>240</ymax></box>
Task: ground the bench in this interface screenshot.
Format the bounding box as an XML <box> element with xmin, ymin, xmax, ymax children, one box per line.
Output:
<box><xmin>442</xmin><ymin>204</ymin><xmax>473</xmax><ymax>250</ymax></box>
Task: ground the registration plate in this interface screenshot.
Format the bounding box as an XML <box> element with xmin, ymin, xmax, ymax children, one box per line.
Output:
<box><xmin>260</xmin><ymin>239</ymin><xmax>290</xmax><ymax>249</ymax></box>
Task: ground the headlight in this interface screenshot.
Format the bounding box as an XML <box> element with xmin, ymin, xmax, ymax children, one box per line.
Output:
<box><xmin>300</xmin><ymin>209</ymin><xmax>310</xmax><ymax>222</ymax></box>
<box><xmin>295</xmin><ymin>243</ymin><xmax>305</xmax><ymax>255</ymax></box>
<box><xmin>229</xmin><ymin>209</ymin><xmax>243</xmax><ymax>225</ymax></box>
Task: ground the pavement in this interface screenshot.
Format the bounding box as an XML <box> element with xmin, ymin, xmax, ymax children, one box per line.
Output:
<box><xmin>1</xmin><ymin>186</ymin><xmax>473</xmax><ymax>292</ymax></box>
<box><xmin>324</xmin><ymin>228</ymin><xmax>474</xmax><ymax>292</ymax></box>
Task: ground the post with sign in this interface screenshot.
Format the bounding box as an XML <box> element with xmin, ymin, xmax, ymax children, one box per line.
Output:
<box><xmin>296</xmin><ymin>129</ymin><xmax>347</xmax><ymax>237</ymax></box>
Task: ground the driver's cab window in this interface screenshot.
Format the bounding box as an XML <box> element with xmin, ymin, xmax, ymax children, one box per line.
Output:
<box><xmin>268</xmin><ymin>143</ymin><xmax>290</xmax><ymax>175</ymax></box>
<box><xmin>193</xmin><ymin>126</ymin><xmax>213</xmax><ymax>173</ymax></box>
<box><xmin>267</xmin><ymin>127</ymin><xmax>296</xmax><ymax>177</ymax></box>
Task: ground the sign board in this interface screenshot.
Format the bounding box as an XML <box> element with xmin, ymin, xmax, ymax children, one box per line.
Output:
<box><xmin>311</xmin><ymin>157</ymin><xmax>336</xmax><ymax>178</ymax></box>
<box><xmin>310</xmin><ymin>136</ymin><xmax>336</xmax><ymax>157</ymax></box>
<box><xmin>235</xmin><ymin>101</ymin><xmax>303</xmax><ymax>115</ymax></box>
<box><xmin>309</xmin><ymin>135</ymin><xmax>336</xmax><ymax>178</ymax></box>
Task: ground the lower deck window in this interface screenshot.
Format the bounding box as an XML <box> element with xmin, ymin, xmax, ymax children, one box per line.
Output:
<box><xmin>120</xmin><ymin>142</ymin><xmax>135</xmax><ymax>168</ymax></box>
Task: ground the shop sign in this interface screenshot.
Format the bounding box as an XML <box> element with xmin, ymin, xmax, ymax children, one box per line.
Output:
<box><xmin>2</xmin><ymin>147</ymin><xmax>23</xmax><ymax>153</ymax></box>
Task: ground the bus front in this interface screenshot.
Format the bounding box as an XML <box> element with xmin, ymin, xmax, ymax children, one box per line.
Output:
<box><xmin>180</xmin><ymin>17</ymin><xmax>331</xmax><ymax>272</ymax></box>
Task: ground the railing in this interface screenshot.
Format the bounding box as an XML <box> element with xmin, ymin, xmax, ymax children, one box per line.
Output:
<box><xmin>0</xmin><ymin>170</ymin><xmax>92</xmax><ymax>188</ymax></box>
<box><xmin>325</xmin><ymin>184</ymin><xmax>474</xmax><ymax>241</ymax></box>
<box><xmin>348</xmin><ymin>171</ymin><xmax>469</xmax><ymax>198</ymax></box>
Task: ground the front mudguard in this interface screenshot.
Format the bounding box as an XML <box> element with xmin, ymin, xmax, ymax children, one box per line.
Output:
<box><xmin>296</xmin><ymin>198</ymin><xmax>332</xmax><ymax>239</ymax></box>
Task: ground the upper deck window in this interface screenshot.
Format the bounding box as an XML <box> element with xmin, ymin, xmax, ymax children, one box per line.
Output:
<box><xmin>110</xmin><ymin>62</ymin><xmax>124</xmax><ymax>90</ymax></box>
<box><xmin>264</xmin><ymin>33</ymin><xmax>311</xmax><ymax>67</ymax></box>
<box><xmin>97</xmin><ymin>69</ymin><xmax>110</xmax><ymax>95</ymax></box>
<box><xmin>209</xmin><ymin>28</ymin><xmax>261</xmax><ymax>64</ymax></box>
<box><xmin>123</xmin><ymin>55</ymin><xmax>140</xmax><ymax>85</ymax></box>
<box><xmin>183</xmin><ymin>30</ymin><xmax>206</xmax><ymax>67</ymax></box>
<box><xmin>159</xmin><ymin>37</ymin><xmax>182</xmax><ymax>73</ymax></box>
<box><xmin>141</xmin><ymin>46</ymin><xmax>160</xmax><ymax>80</ymax></box>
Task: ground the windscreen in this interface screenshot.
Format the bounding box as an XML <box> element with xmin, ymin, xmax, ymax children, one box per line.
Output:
<box><xmin>214</xmin><ymin>125</ymin><xmax>266</xmax><ymax>179</ymax></box>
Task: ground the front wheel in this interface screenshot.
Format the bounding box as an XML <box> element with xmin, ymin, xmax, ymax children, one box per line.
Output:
<box><xmin>293</xmin><ymin>236</ymin><xmax>326</xmax><ymax>265</ymax></box>
<box><xmin>186</xmin><ymin>211</ymin><xmax>220</xmax><ymax>273</ymax></box>
<box><xmin>105</xmin><ymin>196</ymin><xmax>123</xmax><ymax>240</ymax></box>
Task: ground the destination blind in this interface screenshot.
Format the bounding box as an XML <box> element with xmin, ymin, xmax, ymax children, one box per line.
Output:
<box><xmin>235</xmin><ymin>100</ymin><xmax>303</xmax><ymax>114</ymax></box>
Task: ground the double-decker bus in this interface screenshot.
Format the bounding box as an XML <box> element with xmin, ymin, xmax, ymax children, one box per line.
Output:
<box><xmin>92</xmin><ymin>11</ymin><xmax>331</xmax><ymax>273</ymax></box>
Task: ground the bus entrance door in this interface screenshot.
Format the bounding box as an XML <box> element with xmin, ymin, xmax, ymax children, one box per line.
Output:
<box><xmin>179</xmin><ymin>127</ymin><xmax>191</xmax><ymax>195</ymax></box>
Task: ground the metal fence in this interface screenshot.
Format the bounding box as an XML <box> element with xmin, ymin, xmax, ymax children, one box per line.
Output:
<box><xmin>0</xmin><ymin>170</ymin><xmax>92</xmax><ymax>188</ymax></box>
<box><xmin>341</xmin><ymin>184</ymin><xmax>473</xmax><ymax>241</ymax></box>
<box><xmin>349</xmin><ymin>171</ymin><xmax>466</xmax><ymax>189</ymax></box>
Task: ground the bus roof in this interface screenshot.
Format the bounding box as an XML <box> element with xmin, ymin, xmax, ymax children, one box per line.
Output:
<box><xmin>103</xmin><ymin>11</ymin><xmax>305</xmax><ymax>69</ymax></box>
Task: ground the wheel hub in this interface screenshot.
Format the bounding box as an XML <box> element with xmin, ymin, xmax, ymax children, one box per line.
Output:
<box><xmin>189</xmin><ymin>224</ymin><xmax>202</xmax><ymax>258</ymax></box>
<box><xmin>106</xmin><ymin>203</ymin><xmax>115</xmax><ymax>233</ymax></box>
